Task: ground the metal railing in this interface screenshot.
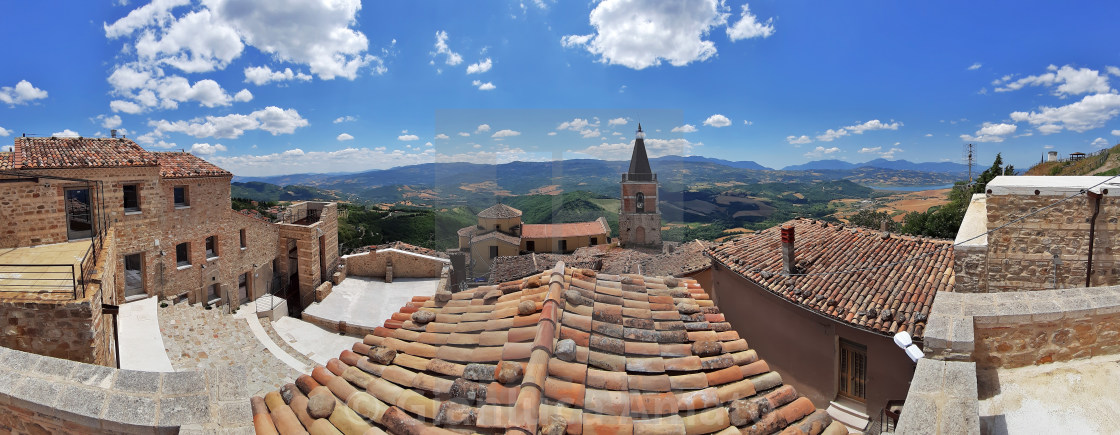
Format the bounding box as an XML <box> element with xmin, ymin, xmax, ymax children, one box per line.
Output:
<box><xmin>0</xmin><ymin>264</ymin><xmax>83</xmax><ymax>299</ymax></box>
<box><xmin>275</xmin><ymin>207</ymin><xmax>322</xmax><ymax>225</ymax></box>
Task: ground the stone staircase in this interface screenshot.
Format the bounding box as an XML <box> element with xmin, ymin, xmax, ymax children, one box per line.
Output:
<box><xmin>827</xmin><ymin>399</ymin><xmax>871</xmax><ymax>434</ymax></box>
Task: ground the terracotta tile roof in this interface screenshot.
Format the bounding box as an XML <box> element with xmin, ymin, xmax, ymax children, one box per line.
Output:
<box><xmin>473</xmin><ymin>230</ymin><xmax>521</xmax><ymax>246</ymax></box>
<box><xmin>12</xmin><ymin>137</ymin><xmax>159</xmax><ymax>169</ymax></box>
<box><xmin>458</xmin><ymin>225</ymin><xmax>478</xmax><ymax>237</ymax></box>
<box><xmin>707</xmin><ymin>218</ymin><xmax>954</xmax><ymax>338</ymax></box>
<box><xmin>0</xmin><ymin>152</ymin><xmax>11</xmax><ymax>170</ymax></box>
<box><xmin>153</xmin><ymin>151</ymin><xmax>232</xmax><ymax>178</ymax></box>
<box><xmin>488</xmin><ymin>242</ymin><xmax>712</xmax><ymax>285</ymax></box>
<box><xmin>522</xmin><ymin>217</ymin><xmax>610</xmax><ymax>239</ymax></box>
<box><xmin>236</xmin><ymin>208</ymin><xmax>272</xmax><ymax>224</ymax></box>
<box><xmin>478</xmin><ymin>203</ymin><xmax>522</xmax><ymax>219</ymax></box>
<box><xmin>250</xmin><ymin>262</ymin><xmax>842</xmax><ymax>434</ymax></box>
<box><xmin>354</xmin><ymin>241</ymin><xmax>448</xmax><ymax>258</ymax></box>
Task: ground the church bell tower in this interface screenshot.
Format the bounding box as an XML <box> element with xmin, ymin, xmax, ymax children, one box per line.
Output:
<box><xmin>619</xmin><ymin>124</ymin><xmax>662</xmax><ymax>247</ymax></box>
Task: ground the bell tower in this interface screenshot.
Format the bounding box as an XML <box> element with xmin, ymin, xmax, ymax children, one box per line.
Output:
<box><xmin>619</xmin><ymin>124</ymin><xmax>661</xmax><ymax>247</ymax></box>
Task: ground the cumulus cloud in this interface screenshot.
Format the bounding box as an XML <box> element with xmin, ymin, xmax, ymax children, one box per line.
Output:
<box><xmin>703</xmin><ymin>114</ymin><xmax>731</xmax><ymax>127</ymax></box>
<box><xmin>570</xmin><ymin>137</ymin><xmax>699</xmax><ymax>159</ymax></box>
<box><xmin>466</xmin><ymin>58</ymin><xmax>492</xmax><ymax>74</ymax></box>
<box><xmin>398</xmin><ymin>134</ymin><xmax>419</xmax><ymax>141</ymax></box>
<box><xmin>233</xmin><ymin>89</ymin><xmax>253</xmax><ymax>102</ymax></box>
<box><xmin>960</xmin><ymin>122</ymin><xmax>1018</xmax><ymax>143</ymax></box>
<box><xmin>786</xmin><ymin>135</ymin><xmax>811</xmax><ymax>145</ymax></box>
<box><xmin>804</xmin><ymin>146</ymin><xmax>840</xmax><ymax>158</ymax></box>
<box><xmin>98</xmin><ymin>114</ymin><xmax>123</xmax><ymax>129</ymax></box>
<box><xmin>968</xmin><ymin>62</ymin><xmax>982</xmax><ymax>71</ymax></box>
<box><xmin>458</xmin><ymin>132</ymin><xmax>470</xmax><ymax>137</ymax></box>
<box><xmin>726</xmin><ymin>4</ymin><xmax>774</xmax><ymax>41</ymax></box>
<box><xmin>146</xmin><ymin>106</ymin><xmax>308</xmax><ymax>139</ymax></box>
<box><xmin>105</xmin><ymin>0</ymin><xmax>381</xmax><ymax>81</ymax></box>
<box><xmin>743</xmin><ymin>120</ymin><xmax>753</xmax><ymax>126</ymax></box>
<box><xmin>435</xmin><ymin>133</ymin><xmax>450</xmax><ymax>140</ymax></box>
<box><xmin>491</xmin><ymin>129</ymin><xmax>521</xmax><ymax>138</ymax></box>
<box><xmin>206</xmin><ymin>144</ymin><xmax>559</xmax><ymax>176</ymax></box>
<box><xmin>52</xmin><ymin>129</ymin><xmax>81</xmax><ymax>138</ymax></box>
<box><xmin>608</xmin><ymin>117</ymin><xmax>628</xmax><ymax>126</ymax></box>
<box><xmin>107</xmin><ymin>65</ymin><xmax>240</xmax><ymax>112</ymax></box>
<box><xmin>190</xmin><ymin>142</ymin><xmax>226</xmax><ymax>155</ymax></box>
<box><xmin>0</xmin><ymin>80</ymin><xmax>49</xmax><ymax>106</ymax></box>
<box><xmin>671</xmin><ymin>124</ymin><xmax>698</xmax><ymax>133</ymax></box>
<box><xmin>475</xmin><ymin>124</ymin><xmax>491</xmax><ymax>134</ymax></box>
<box><xmin>796</xmin><ymin>119</ymin><xmax>901</xmax><ymax>143</ymax></box>
<box><xmin>472</xmin><ymin>80</ymin><xmax>496</xmax><ymax>90</ymax></box>
<box><xmin>1113</xmin><ymin>130</ymin><xmax>1120</xmax><ymax>136</ymax></box>
<box><xmin>562</xmin><ymin>0</ymin><xmax>730</xmax><ymax>70</ymax></box>
<box><xmin>1010</xmin><ymin>93</ymin><xmax>1120</xmax><ymax>133</ymax></box>
<box><xmin>243</xmin><ymin>66</ymin><xmax>312</xmax><ymax>85</ymax></box>
<box><xmin>1091</xmin><ymin>137</ymin><xmax>1110</xmax><ymax>148</ymax></box>
<box><xmin>995</xmin><ymin>65</ymin><xmax>1113</xmax><ymax>97</ymax></box>
<box><xmin>859</xmin><ymin>146</ymin><xmax>902</xmax><ymax>159</ymax></box>
<box><xmin>0</xmin><ymin>126</ymin><xmax>11</xmax><ymax>137</ymax></box>
<box><xmin>556</xmin><ymin>118</ymin><xmax>603</xmax><ymax>138</ymax></box>
<box><xmin>432</xmin><ymin>30</ymin><xmax>463</xmax><ymax>67</ymax></box>
<box><xmin>333</xmin><ymin>115</ymin><xmax>356</xmax><ymax>124</ymax></box>
<box><xmin>548</xmin><ymin>132</ymin><xmax>558</xmax><ymax>136</ymax></box>
<box><xmin>337</xmin><ymin>133</ymin><xmax>353</xmax><ymax>141</ymax></box>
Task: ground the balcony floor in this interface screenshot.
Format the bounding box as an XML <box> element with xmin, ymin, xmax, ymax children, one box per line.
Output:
<box><xmin>0</xmin><ymin>240</ymin><xmax>92</xmax><ymax>298</ymax></box>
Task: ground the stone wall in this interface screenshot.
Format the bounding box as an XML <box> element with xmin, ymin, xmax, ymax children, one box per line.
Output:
<box><xmin>952</xmin><ymin>245</ymin><xmax>987</xmax><ymax>294</ymax></box>
<box><xmin>342</xmin><ymin>248</ymin><xmax>449</xmax><ymax>279</ymax></box>
<box><xmin>0</xmin><ymin>346</ymin><xmax>253</xmax><ymax>432</ymax></box>
<box><xmin>894</xmin><ymin>359</ymin><xmax>981</xmax><ymax>435</ymax></box>
<box><xmin>983</xmin><ymin>193</ymin><xmax>1119</xmax><ymax>292</ymax></box>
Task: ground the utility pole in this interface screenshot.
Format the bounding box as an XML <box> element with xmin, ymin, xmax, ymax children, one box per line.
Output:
<box><xmin>966</xmin><ymin>143</ymin><xmax>975</xmax><ymax>185</ymax></box>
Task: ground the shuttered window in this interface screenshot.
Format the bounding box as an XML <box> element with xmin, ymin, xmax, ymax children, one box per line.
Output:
<box><xmin>838</xmin><ymin>339</ymin><xmax>867</xmax><ymax>401</ymax></box>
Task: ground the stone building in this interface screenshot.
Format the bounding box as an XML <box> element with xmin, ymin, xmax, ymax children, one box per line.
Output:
<box><xmin>457</xmin><ymin>203</ymin><xmax>610</xmax><ymax>276</ymax></box>
<box><xmin>249</xmin><ymin>262</ymin><xmax>848</xmax><ymax>434</ymax></box>
<box><xmin>0</xmin><ymin>136</ymin><xmax>338</xmax><ymax>365</ymax></box>
<box><xmin>619</xmin><ymin>123</ymin><xmax>662</xmax><ymax>248</ymax></box>
<box><xmin>707</xmin><ymin>218</ymin><xmax>955</xmax><ymax>432</ymax></box>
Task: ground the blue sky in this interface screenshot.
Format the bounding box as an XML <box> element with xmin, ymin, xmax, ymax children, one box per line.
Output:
<box><xmin>1</xmin><ymin>0</ymin><xmax>1119</xmax><ymax>176</ymax></box>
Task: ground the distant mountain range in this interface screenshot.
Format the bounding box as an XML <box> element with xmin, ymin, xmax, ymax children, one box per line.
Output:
<box><xmin>781</xmin><ymin>158</ymin><xmax>968</xmax><ymax>173</ymax></box>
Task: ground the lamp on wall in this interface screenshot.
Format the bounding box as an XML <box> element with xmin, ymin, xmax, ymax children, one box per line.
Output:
<box><xmin>894</xmin><ymin>331</ymin><xmax>924</xmax><ymax>363</ymax></box>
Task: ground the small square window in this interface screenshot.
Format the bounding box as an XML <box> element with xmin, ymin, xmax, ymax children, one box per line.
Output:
<box><xmin>174</xmin><ymin>186</ymin><xmax>189</xmax><ymax>207</ymax></box>
<box><xmin>239</xmin><ymin>229</ymin><xmax>247</xmax><ymax>249</ymax></box>
<box><xmin>206</xmin><ymin>236</ymin><xmax>218</xmax><ymax>259</ymax></box>
<box><xmin>176</xmin><ymin>243</ymin><xmax>190</xmax><ymax>267</ymax></box>
<box><xmin>489</xmin><ymin>246</ymin><xmax>498</xmax><ymax>259</ymax></box>
<box><xmin>123</xmin><ymin>184</ymin><xmax>140</xmax><ymax>212</ymax></box>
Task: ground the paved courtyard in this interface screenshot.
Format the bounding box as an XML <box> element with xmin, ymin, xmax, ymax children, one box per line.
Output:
<box><xmin>302</xmin><ymin>276</ymin><xmax>439</xmax><ymax>330</ymax></box>
<box><xmin>978</xmin><ymin>353</ymin><xmax>1120</xmax><ymax>434</ymax></box>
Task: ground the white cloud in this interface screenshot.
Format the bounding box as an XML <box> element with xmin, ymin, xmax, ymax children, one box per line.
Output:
<box><xmin>786</xmin><ymin>135</ymin><xmax>811</xmax><ymax>145</ymax></box>
<box><xmin>103</xmin><ymin>0</ymin><xmax>189</xmax><ymax>38</ymax></box>
<box><xmin>52</xmin><ymin>129</ymin><xmax>81</xmax><ymax>138</ymax></box>
<box><xmin>190</xmin><ymin>142</ymin><xmax>226</xmax><ymax>155</ymax></box>
<box><xmin>815</xmin><ymin>129</ymin><xmax>848</xmax><ymax>142</ymax></box>
<box><xmin>859</xmin><ymin>147</ymin><xmax>881</xmax><ymax>154</ymax></box>
<box><xmin>995</xmin><ymin>65</ymin><xmax>1113</xmax><ymax>97</ymax></box>
<box><xmin>491</xmin><ymin>129</ymin><xmax>521</xmax><ymax>138</ymax></box>
<box><xmin>107</xmin><ymin>65</ymin><xmax>239</xmax><ymax>111</ymax></box>
<box><xmin>110</xmin><ymin>100</ymin><xmax>144</xmax><ymax>114</ymax></box>
<box><xmin>132</xmin><ymin>9</ymin><xmax>243</xmax><ymax>73</ymax></box>
<box><xmin>562</xmin><ymin>0</ymin><xmax>729</xmax><ymax>70</ymax></box>
<box><xmin>432</xmin><ymin>30</ymin><xmax>463</xmax><ymax>67</ymax></box>
<box><xmin>333</xmin><ymin>115</ymin><xmax>356</xmax><ymax>124</ymax></box>
<box><xmin>98</xmin><ymin>114</ymin><xmax>123</xmax><ymax>129</ymax></box>
<box><xmin>702</xmin><ymin>114</ymin><xmax>731</xmax><ymax>127</ymax></box>
<box><xmin>804</xmin><ymin>146</ymin><xmax>840</xmax><ymax>158</ymax></box>
<box><xmin>458</xmin><ymin>132</ymin><xmax>470</xmax><ymax>137</ymax></box>
<box><xmin>1091</xmin><ymin>137</ymin><xmax>1110</xmax><ymax>148</ymax></box>
<box><xmin>960</xmin><ymin>122</ymin><xmax>1018</xmax><ymax>143</ymax></box>
<box><xmin>147</xmin><ymin>106</ymin><xmax>308</xmax><ymax>139</ymax></box>
<box><xmin>0</xmin><ymin>80</ymin><xmax>49</xmax><ymax>106</ymax></box>
<box><xmin>1112</xmin><ymin>129</ymin><xmax>1120</xmax><ymax>136</ymax></box>
<box><xmin>1043</xmin><ymin>145</ymin><xmax>1054</xmax><ymax>149</ymax></box>
<box><xmin>968</xmin><ymin>62</ymin><xmax>982</xmax><ymax>71</ymax></box>
<box><xmin>233</xmin><ymin>89</ymin><xmax>253</xmax><ymax>102</ymax></box>
<box><xmin>671</xmin><ymin>124</ymin><xmax>697</xmax><ymax>133</ymax></box>
<box><xmin>859</xmin><ymin>146</ymin><xmax>902</xmax><ymax>158</ymax></box>
<box><xmin>743</xmin><ymin>120</ymin><xmax>753</xmax><ymax>126</ymax></box>
<box><xmin>1010</xmin><ymin>93</ymin><xmax>1120</xmax><ymax>133</ymax></box>
<box><xmin>398</xmin><ymin>134</ymin><xmax>419</xmax><ymax>141</ymax></box>
<box><xmin>558</xmin><ymin>118</ymin><xmax>594</xmax><ymax>131</ymax></box>
<box><xmin>471</xmin><ymin>80</ymin><xmax>496</xmax><ymax>90</ymax></box>
<box><xmin>925</xmin><ymin>133</ymin><xmax>933</xmax><ymax>137</ymax></box>
<box><xmin>880</xmin><ymin>147</ymin><xmax>902</xmax><ymax>159</ymax></box>
<box><xmin>0</xmin><ymin>126</ymin><xmax>10</xmax><ymax>137</ymax></box>
<box><xmin>466</xmin><ymin>58</ymin><xmax>492</xmax><ymax>74</ymax></box>
<box><xmin>847</xmin><ymin>119</ymin><xmax>902</xmax><ymax>134</ymax></box>
<box><xmin>570</xmin><ymin>137</ymin><xmax>700</xmax><ymax>159</ymax></box>
<box><xmin>337</xmin><ymin>133</ymin><xmax>354</xmax><ymax>141</ymax></box>
<box><xmin>475</xmin><ymin>124</ymin><xmax>491</xmax><ymax>134</ymax></box>
<box><xmin>547</xmin><ymin>131</ymin><xmax>559</xmax><ymax>136</ymax></box>
<box><xmin>608</xmin><ymin>117</ymin><xmax>628</xmax><ymax>126</ymax></box>
<box><xmin>243</xmin><ymin>66</ymin><xmax>312</xmax><ymax>85</ymax></box>
<box><xmin>472</xmin><ymin>144</ymin><xmax>482</xmax><ymax>149</ymax></box>
<box><xmin>435</xmin><ymin>133</ymin><xmax>450</xmax><ymax>140</ymax></box>
<box><xmin>283</xmin><ymin>148</ymin><xmax>304</xmax><ymax>156</ymax></box>
<box><xmin>726</xmin><ymin>4</ymin><xmax>774</xmax><ymax>41</ymax></box>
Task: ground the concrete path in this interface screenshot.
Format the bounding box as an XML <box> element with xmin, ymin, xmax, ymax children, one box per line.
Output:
<box><xmin>236</xmin><ymin>310</ymin><xmax>313</xmax><ymax>373</ymax></box>
<box><xmin>272</xmin><ymin>316</ymin><xmax>362</xmax><ymax>366</ymax></box>
<box><xmin>118</xmin><ymin>297</ymin><xmax>174</xmax><ymax>371</ymax></box>
<box><xmin>302</xmin><ymin>277</ymin><xmax>439</xmax><ymax>330</ymax></box>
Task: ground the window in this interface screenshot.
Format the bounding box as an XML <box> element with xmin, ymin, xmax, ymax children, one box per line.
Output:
<box><xmin>636</xmin><ymin>192</ymin><xmax>646</xmax><ymax>213</ymax></box>
<box><xmin>489</xmin><ymin>246</ymin><xmax>498</xmax><ymax>258</ymax></box>
<box><xmin>123</xmin><ymin>184</ymin><xmax>140</xmax><ymax>213</ymax></box>
<box><xmin>838</xmin><ymin>340</ymin><xmax>868</xmax><ymax>402</ymax></box>
<box><xmin>559</xmin><ymin>240</ymin><xmax>568</xmax><ymax>252</ymax></box>
<box><xmin>240</xmin><ymin>229</ymin><xmax>247</xmax><ymax>249</ymax></box>
<box><xmin>176</xmin><ymin>243</ymin><xmax>190</xmax><ymax>267</ymax></box>
<box><xmin>495</xmin><ymin>224</ymin><xmax>501</xmax><ymax>231</ymax></box>
<box><xmin>174</xmin><ymin>186</ymin><xmax>189</xmax><ymax>207</ymax></box>
<box><xmin>124</xmin><ymin>253</ymin><xmax>144</xmax><ymax>299</ymax></box>
<box><xmin>206</xmin><ymin>236</ymin><xmax>218</xmax><ymax>259</ymax></box>
<box><xmin>238</xmin><ymin>272</ymin><xmax>250</xmax><ymax>303</ymax></box>
<box><xmin>526</xmin><ymin>241</ymin><xmax>535</xmax><ymax>251</ymax></box>
<box><xmin>590</xmin><ymin>237</ymin><xmax>598</xmax><ymax>245</ymax></box>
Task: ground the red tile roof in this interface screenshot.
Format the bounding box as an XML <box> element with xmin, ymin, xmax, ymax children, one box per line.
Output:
<box><xmin>249</xmin><ymin>263</ymin><xmax>843</xmax><ymax>434</ymax></box>
<box><xmin>0</xmin><ymin>152</ymin><xmax>11</xmax><ymax>170</ymax></box>
<box><xmin>153</xmin><ymin>151</ymin><xmax>232</xmax><ymax>178</ymax></box>
<box><xmin>708</xmin><ymin>218</ymin><xmax>954</xmax><ymax>338</ymax></box>
<box><xmin>12</xmin><ymin>137</ymin><xmax>159</xmax><ymax>169</ymax></box>
<box><xmin>522</xmin><ymin>217</ymin><xmax>610</xmax><ymax>239</ymax></box>
<box><xmin>478</xmin><ymin>203</ymin><xmax>522</xmax><ymax>219</ymax></box>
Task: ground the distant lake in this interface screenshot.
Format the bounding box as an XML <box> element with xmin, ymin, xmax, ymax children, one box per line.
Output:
<box><xmin>870</xmin><ymin>184</ymin><xmax>955</xmax><ymax>192</ymax></box>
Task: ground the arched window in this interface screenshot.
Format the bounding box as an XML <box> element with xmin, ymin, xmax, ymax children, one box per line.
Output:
<box><xmin>636</xmin><ymin>192</ymin><xmax>645</xmax><ymax>213</ymax></box>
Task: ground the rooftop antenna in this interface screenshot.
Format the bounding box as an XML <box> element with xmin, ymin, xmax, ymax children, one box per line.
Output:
<box><xmin>966</xmin><ymin>143</ymin><xmax>975</xmax><ymax>185</ymax></box>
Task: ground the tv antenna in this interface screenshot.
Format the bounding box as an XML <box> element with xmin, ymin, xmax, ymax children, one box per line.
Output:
<box><xmin>966</xmin><ymin>143</ymin><xmax>975</xmax><ymax>184</ymax></box>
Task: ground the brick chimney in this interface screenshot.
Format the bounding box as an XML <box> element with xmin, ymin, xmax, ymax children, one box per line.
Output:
<box><xmin>781</xmin><ymin>225</ymin><xmax>796</xmax><ymax>274</ymax></box>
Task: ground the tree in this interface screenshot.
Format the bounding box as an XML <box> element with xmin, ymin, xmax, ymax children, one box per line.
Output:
<box><xmin>899</xmin><ymin>154</ymin><xmax>1012</xmax><ymax>239</ymax></box>
<box><xmin>848</xmin><ymin>209</ymin><xmax>896</xmax><ymax>231</ymax></box>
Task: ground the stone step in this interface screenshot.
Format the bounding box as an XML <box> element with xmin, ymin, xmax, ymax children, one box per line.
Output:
<box><xmin>826</xmin><ymin>400</ymin><xmax>869</xmax><ymax>434</ymax></box>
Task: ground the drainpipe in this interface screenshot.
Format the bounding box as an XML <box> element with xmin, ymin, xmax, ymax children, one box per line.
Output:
<box><xmin>1086</xmin><ymin>191</ymin><xmax>1102</xmax><ymax>288</ymax></box>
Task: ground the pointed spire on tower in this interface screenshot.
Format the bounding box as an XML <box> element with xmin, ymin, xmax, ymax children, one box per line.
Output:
<box><xmin>628</xmin><ymin>123</ymin><xmax>652</xmax><ymax>177</ymax></box>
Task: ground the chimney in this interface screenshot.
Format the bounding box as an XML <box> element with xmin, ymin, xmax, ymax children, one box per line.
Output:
<box><xmin>110</xmin><ymin>129</ymin><xmax>118</xmax><ymax>138</ymax></box>
<box><xmin>781</xmin><ymin>225</ymin><xmax>796</xmax><ymax>274</ymax></box>
<box><xmin>880</xmin><ymin>220</ymin><xmax>889</xmax><ymax>232</ymax></box>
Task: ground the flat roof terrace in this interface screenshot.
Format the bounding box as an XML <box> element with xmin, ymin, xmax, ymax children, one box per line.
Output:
<box><xmin>0</xmin><ymin>239</ymin><xmax>92</xmax><ymax>301</ymax></box>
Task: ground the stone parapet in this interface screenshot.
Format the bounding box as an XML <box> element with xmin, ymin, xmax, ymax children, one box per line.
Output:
<box><xmin>0</xmin><ymin>345</ymin><xmax>253</xmax><ymax>433</ymax></box>
<box><xmin>894</xmin><ymin>359</ymin><xmax>980</xmax><ymax>435</ymax></box>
